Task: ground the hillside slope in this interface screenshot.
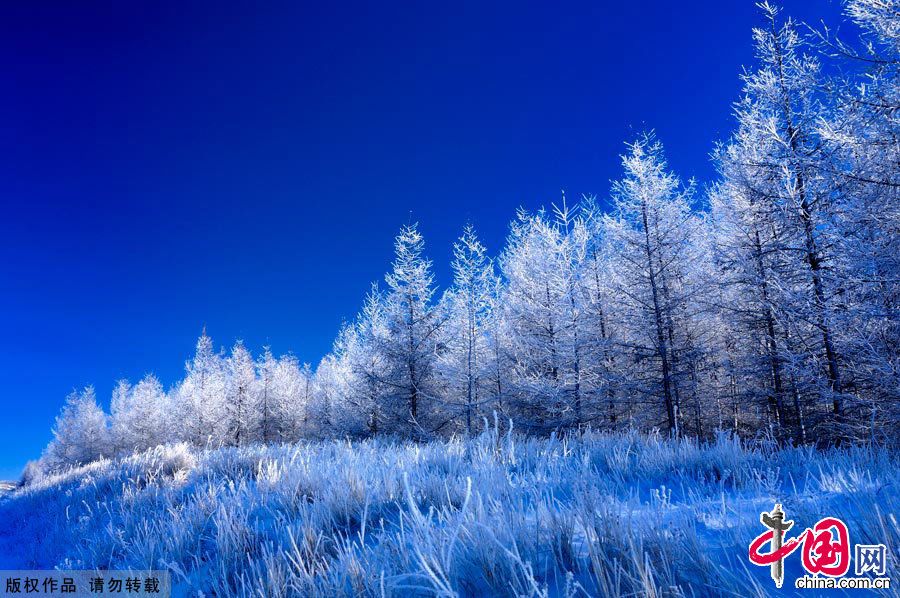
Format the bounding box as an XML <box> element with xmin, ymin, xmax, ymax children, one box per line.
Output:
<box><xmin>1</xmin><ymin>431</ymin><xmax>897</xmax><ymax>597</ymax></box>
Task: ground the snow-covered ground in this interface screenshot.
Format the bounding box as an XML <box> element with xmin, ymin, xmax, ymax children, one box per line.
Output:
<box><xmin>0</xmin><ymin>430</ymin><xmax>896</xmax><ymax>597</ymax></box>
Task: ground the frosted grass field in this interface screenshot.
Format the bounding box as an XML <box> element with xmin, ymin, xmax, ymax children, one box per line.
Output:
<box><xmin>1</xmin><ymin>429</ymin><xmax>897</xmax><ymax>597</ymax></box>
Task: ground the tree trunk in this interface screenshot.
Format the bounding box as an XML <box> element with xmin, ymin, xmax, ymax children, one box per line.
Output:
<box><xmin>641</xmin><ymin>201</ymin><xmax>677</xmax><ymax>433</ymax></box>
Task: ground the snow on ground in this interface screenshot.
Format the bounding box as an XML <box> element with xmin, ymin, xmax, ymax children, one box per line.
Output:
<box><xmin>0</xmin><ymin>430</ymin><xmax>896</xmax><ymax>597</ymax></box>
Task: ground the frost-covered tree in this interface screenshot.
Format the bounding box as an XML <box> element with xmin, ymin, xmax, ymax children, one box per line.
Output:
<box><xmin>110</xmin><ymin>375</ymin><xmax>169</xmax><ymax>454</ymax></box>
<box><xmin>605</xmin><ymin>134</ymin><xmax>709</xmax><ymax>435</ymax></box>
<box><xmin>710</xmin><ymin>119</ymin><xmax>814</xmax><ymax>441</ymax></box>
<box><xmin>485</xmin><ymin>275</ymin><xmax>511</xmax><ymax>416</ymax></box>
<box><xmin>255</xmin><ymin>347</ymin><xmax>279</xmax><ymax>444</ymax></box>
<box><xmin>578</xmin><ymin>197</ymin><xmax>625</xmax><ymax>427</ymax></box>
<box><xmin>498</xmin><ymin>200</ymin><xmax>605</xmax><ymax>431</ymax></box>
<box><xmin>499</xmin><ymin>209</ymin><xmax>569</xmax><ymax>430</ymax></box>
<box><xmin>769</xmin><ymin>5</ymin><xmax>845</xmax><ymax>416</ymax></box>
<box><xmin>272</xmin><ymin>354</ymin><xmax>308</xmax><ymax>441</ymax></box>
<box><xmin>176</xmin><ymin>331</ymin><xmax>227</xmax><ymax>447</ymax></box>
<box><xmin>225</xmin><ymin>341</ymin><xmax>257</xmax><ymax>446</ymax></box>
<box><xmin>299</xmin><ymin>361</ymin><xmax>314</xmax><ymax>434</ymax></box>
<box><xmin>343</xmin><ymin>286</ymin><xmax>391</xmax><ymax>435</ymax></box>
<box><xmin>44</xmin><ymin>387</ymin><xmax>110</xmax><ymax>470</ymax></box>
<box><xmin>710</xmin><ymin>5</ymin><xmax>847</xmax><ymax>440</ymax></box>
<box><xmin>812</xmin><ymin>0</ymin><xmax>900</xmax><ymax>439</ymax></box>
<box><xmin>436</xmin><ymin>225</ymin><xmax>495</xmax><ymax>434</ymax></box>
<box><xmin>379</xmin><ymin>224</ymin><xmax>442</xmax><ymax>435</ymax></box>
<box><xmin>310</xmin><ymin>350</ymin><xmax>347</xmax><ymax>437</ymax></box>
<box><xmin>550</xmin><ymin>199</ymin><xmax>592</xmax><ymax>427</ymax></box>
<box><xmin>109</xmin><ymin>380</ymin><xmax>131</xmax><ymax>454</ymax></box>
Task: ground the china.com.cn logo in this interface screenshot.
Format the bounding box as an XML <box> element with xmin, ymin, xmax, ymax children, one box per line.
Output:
<box><xmin>748</xmin><ymin>503</ymin><xmax>890</xmax><ymax>590</ymax></box>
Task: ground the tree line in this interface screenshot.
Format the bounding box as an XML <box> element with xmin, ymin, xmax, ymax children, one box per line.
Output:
<box><xmin>38</xmin><ymin>1</ymin><xmax>899</xmax><ymax>473</ymax></box>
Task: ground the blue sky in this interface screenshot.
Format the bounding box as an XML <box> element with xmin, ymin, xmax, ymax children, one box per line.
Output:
<box><xmin>0</xmin><ymin>1</ymin><xmax>848</xmax><ymax>479</ymax></box>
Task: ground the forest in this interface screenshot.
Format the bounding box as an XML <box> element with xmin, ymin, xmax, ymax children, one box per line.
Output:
<box><xmin>29</xmin><ymin>0</ymin><xmax>899</xmax><ymax>479</ymax></box>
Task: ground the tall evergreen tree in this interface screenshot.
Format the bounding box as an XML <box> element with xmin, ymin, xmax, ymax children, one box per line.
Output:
<box><xmin>381</xmin><ymin>224</ymin><xmax>442</xmax><ymax>435</ymax></box>
<box><xmin>225</xmin><ymin>341</ymin><xmax>257</xmax><ymax>446</ymax></box>
<box><xmin>436</xmin><ymin>225</ymin><xmax>495</xmax><ymax>434</ymax></box>
<box><xmin>606</xmin><ymin>134</ymin><xmax>707</xmax><ymax>435</ymax></box>
<box><xmin>110</xmin><ymin>375</ymin><xmax>169</xmax><ymax>453</ymax></box>
<box><xmin>176</xmin><ymin>331</ymin><xmax>227</xmax><ymax>447</ymax></box>
<box><xmin>44</xmin><ymin>387</ymin><xmax>109</xmax><ymax>469</ymax></box>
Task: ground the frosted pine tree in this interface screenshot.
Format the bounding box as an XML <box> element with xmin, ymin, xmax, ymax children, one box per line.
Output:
<box><xmin>579</xmin><ymin>197</ymin><xmax>624</xmax><ymax>427</ymax></box>
<box><xmin>606</xmin><ymin>134</ymin><xmax>707</xmax><ymax>435</ymax></box>
<box><xmin>44</xmin><ymin>386</ymin><xmax>110</xmax><ymax>470</ymax></box>
<box><xmin>343</xmin><ymin>286</ymin><xmax>390</xmax><ymax>435</ymax></box>
<box><xmin>271</xmin><ymin>354</ymin><xmax>306</xmax><ymax>441</ymax></box>
<box><xmin>225</xmin><ymin>341</ymin><xmax>257</xmax><ymax>446</ymax></box>
<box><xmin>711</xmin><ymin>126</ymin><xmax>806</xmax><ymax>440</ymax></box>
<box><xmin>310</xmin><ymin>350</ymin><xmax>349</xmax><ymax>437</ymax></box>
<box><xmin>109</xmin><ymin>375</ymin><xmax>169</xmax><ymax>454</ymax></box>
<box><xmin>499</xmin><ymin>207</ymin><xmax>587</xmax><ymax>430</ymax></box>
<box><xmin>109</xmin><ymin>380</ymin><xmax>132</xmax><ymax>455</ymax></box>
<box><xmin>176</xmin><ymin>331</ymin><xmax>227</xmax><ymax>447</ymax></box>
<box><xmin>485</xmin><ymin>275</ymin><xmax>510</xmax><ymax>417</ymax></box>
<box><xmin>436</xmin><ymin>225</ymin><xmax>495</xmax><ymax>434</ymax></box>
<box><xmin>255</xmin><ymin>347</ymin><xmax>279</xmax><ymax>444</ymax></box>
<box><xmin>815</xmin><ymin>0</ymin><xmax>900</xmax><ymax>439</ymax></box>
<box><xmin>381</xmin><ymin>224</ymin><xmax>441</xmax><ymax>436</ymax></box>
<box><xmin>551</xmin><ymin>197</ymin><xmax>606</xmax><ymax>427</ymax></box>
<box><xmin>717</xmin><ymin>5</ymin><xmax>845</xmax><ymax>439</ymax></box>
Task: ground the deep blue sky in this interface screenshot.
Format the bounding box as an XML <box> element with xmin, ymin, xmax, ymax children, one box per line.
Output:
<box><xmin>0</xmin><ymin>1</ymin><xmax>847</xmax><ymax>479</ymax></box>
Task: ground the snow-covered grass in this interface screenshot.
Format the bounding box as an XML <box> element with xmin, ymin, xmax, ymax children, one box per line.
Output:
<box><xmin>1</xmin><ymin>429</ymin><xmax>897</xmax><ymax>597</ymax></box>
